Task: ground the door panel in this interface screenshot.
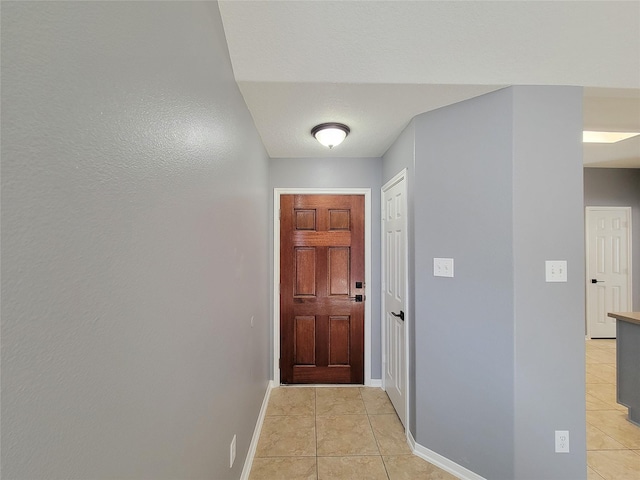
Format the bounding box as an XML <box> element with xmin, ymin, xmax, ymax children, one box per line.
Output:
<box><xmin>295</xmin><ymin>248</ymin><xmax>316</xmax><ymax>296</ymax></box>
<box><xmin>586</xmin><ymin>207</ymin><xmax>632</xmax><ymax>338</ymax></box>
<box><xmin>280</xmin><ymin>194</ymin><xmax>365</xmax><ymax>384</ymax></box>
<box><xmin>328</xmin><ymin>247</ymin><xmax>350</xmax><ymax>295</ymax></box>
<box><xmin>382</xmin><ymin>173</ymin><xmax>408</xmax><ymax>427</ymax></box>
<box><xmin>329</xmin><ymin>316</ymin><xmax>350</xmax><ymax>365</ymax></box>
<box><xmin>295</xmin><ymin>316</ymin><xmax>316</xmax><ymax>365</ymax></box>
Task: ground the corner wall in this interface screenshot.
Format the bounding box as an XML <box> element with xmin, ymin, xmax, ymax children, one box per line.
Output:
<box><xmin>382</xmin><ymin>87</ymin><xmax>586</xmax><ymax>479</ymax></box>
<box><xmin>1</xmin><ymin>3</ymin><xmax>270</xmax><ymax>479</ymax></box>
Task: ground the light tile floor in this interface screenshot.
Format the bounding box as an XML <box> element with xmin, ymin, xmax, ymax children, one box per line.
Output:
<box><xmin>586</xmin><ymin>339</ymin><xmax>640</xmax><ymax>480</ymax></box>
<box><xmin>249</xmin><ymin>386</ymin><xmax>458</xmax><ymax>480</ymax></box>
<box><xmin>250</xmin><ymin>341</ymin><xmax>640</xmax><ymax>480</ymax></box>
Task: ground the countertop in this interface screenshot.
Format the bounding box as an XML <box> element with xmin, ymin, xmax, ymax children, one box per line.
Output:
<box><xmin>608</xmin><ymin>312</ymin><xmax>640</xmax><ymax>326</ymax></box>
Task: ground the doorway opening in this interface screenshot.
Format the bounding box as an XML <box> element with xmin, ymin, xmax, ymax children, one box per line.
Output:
<box><xmin>585</xmin><ymin>206</ymin><xmax>633</xmax><ymax>338</ymax></box>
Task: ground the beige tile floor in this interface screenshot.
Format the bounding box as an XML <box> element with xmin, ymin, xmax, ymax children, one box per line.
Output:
<box><xmin>249</xmin><ymin>386</ymin><xmax>458</xmax><ymax>480</ymax></box>
<box><xmin>586</xmin><ymin>339</ymin><xmax>640</xmax><ymax>480</ymax></box>
<box><xmin>251</xmin><ymin>341</ymin><xmax>640</xmax><ymax>480</ymax></box>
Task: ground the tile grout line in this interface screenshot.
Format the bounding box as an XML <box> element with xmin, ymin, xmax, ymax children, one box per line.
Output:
<box><xmin>359</xmin><ymin>387</ymin><xmax>391</xmax><ymax>479</ymax></box>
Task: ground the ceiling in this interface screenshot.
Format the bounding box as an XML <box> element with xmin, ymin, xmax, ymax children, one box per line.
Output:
<box><xmin>219</xmin><ymin>1</ymin><xmax>640</xmax><ymax>167</ymax></box>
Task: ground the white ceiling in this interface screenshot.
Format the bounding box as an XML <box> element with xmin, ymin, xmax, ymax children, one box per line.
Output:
<box><xmin>219</xmin><ymin>0</ymin><xmax>640</xmax><ymax>167</ymax></box>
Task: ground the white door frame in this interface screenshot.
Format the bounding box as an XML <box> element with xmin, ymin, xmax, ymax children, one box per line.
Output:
<box><xmin>273</xmin><ymin>188</ymin><xmax>373</xmax><ymax>385</ymax></box>
<box><xmin>381</xmin><ymin>169</ymin><xmax>410</xmax><ymax>431</ymax></box>
<box><xmin>585</xmin><ymin>206</ymin><xmax>633</xmax><ymax>338</ymax></box>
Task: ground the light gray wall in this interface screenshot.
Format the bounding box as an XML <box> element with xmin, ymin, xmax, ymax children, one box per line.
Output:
<box><xmin>584</xmin><ymin>168</ymin><xmax>640</xmax><ymax>309</ymax></box>
<box><xmin>413</xmin><ymin>89</ymin><xmax>516</xmax><ymax>478</ymax></box>
<box><xmin>1</xmin><ymin>3</ymin><xmax>270</xmax><ymax>479</ymax></box>
<box><xmin>511</xmin><ymin>87</ymin><xmax>585</xmax><ymax>479</ymax></box>
<box><xmin>381</xmin><ymin>121</ymin><xmax>416</xmax><ymax>431</ymax></box>
<box><xmin>383</xmin><ymin>87</ymin><xmax>586</xmax><ymax>479</ymax></box>
<box><xmin>269</xmin><ymin>157</ymin><xmax>383</xmax><ymax>379</ymax></box>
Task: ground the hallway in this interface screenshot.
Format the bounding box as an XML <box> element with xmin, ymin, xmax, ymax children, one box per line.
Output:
<box><xmin>249</xmin><ymin>386</ymin><xmax>457</xmax><ymax>480</ymax></box>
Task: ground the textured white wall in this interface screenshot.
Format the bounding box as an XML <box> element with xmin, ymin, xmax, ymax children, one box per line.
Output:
<box><xmin>1</xmin><ymin>2</ymin><xmax>270</xmax><ymax>479</ymax></box>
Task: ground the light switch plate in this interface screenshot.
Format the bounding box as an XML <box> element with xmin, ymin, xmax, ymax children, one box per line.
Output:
<box><xmin>434</xmin><ymin>258</ymin><xmax>454</xmax><ymax>277</ymax></box>
<box><xmin>545</xmin><ymin>261</ymin><xmax>567</xmax><ymax>282</ymax></box>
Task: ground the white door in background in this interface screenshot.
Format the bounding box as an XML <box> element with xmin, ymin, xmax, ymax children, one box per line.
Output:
<box><xmin>382</xmin><ymin>170</ymin><xmax>408</xmax><ymax>427</ymax></box>
<box><xmin>586</xmin><ymin>207</ymin><xmax>632</xmax><ymax>338</ymax></box>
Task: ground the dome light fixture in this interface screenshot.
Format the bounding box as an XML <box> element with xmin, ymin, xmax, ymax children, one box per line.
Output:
<box><xmin>311</xmin><ymin>122</ymin><xmax>350</xmax><ymax>149</ymax></box>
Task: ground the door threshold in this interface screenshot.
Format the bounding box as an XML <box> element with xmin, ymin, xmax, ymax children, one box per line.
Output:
<box><xmin>278</xmin><ymin>384</ymin><xmax>367</xmax><ymax>388</ymax></box>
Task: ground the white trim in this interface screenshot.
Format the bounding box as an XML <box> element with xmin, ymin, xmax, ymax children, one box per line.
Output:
<box><xmin>369</xmin><ymin>378</ymin><xmax>382</xmax><ymax>388</ymax></box>
<box><xmin>240</xmin><ymin>380</ymin><xmax>275</xmax><ymax>480</ymax></box>
<box><xmin>407</xmin><ymin>429</ymin><xmax>486</xmax><ymax>480</ymax></box>
<box><xmin>273</xmin><ymin>188</ymin><xmax>373</xmax><ymax>385</ymax></box>
<box><xmin>585</xmin><ymin>206</ymin><xmax>633</xmax><ymax>338</ymax></box>
<box><xmin>381</xmin><ymin>168</ymin><xmax>410</xmax><ymax>430</ymax></box>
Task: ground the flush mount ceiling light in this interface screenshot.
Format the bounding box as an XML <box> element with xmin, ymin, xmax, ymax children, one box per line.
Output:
<box><xmin>583</xmin><ymin>131</ymin><xmax>640</xmax><ymax>143</ymax></box>
<box><xmin>311</xmin><ymin>123</ymin><xmax>350</xmax><ymax>149</ymax></box>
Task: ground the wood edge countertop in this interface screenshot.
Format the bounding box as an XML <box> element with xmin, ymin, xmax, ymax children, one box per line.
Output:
<box><xmin>607</xmin><ymin>312</ymin><xmax>640</xmax><ymax>326</ymax></box>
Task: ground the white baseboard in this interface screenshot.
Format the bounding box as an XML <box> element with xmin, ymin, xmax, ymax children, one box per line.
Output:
<box><xmin>240</xmin><ymin>380</ymin><xmax>275</xmax><ymax>480</ymax></box>
<box><xmin>407</xmin><ymin>429</ymin><xmax>486</xmax><ymax>480</ymax></box>
<box><xmin>368</xmin><ymin>378</ymin><xmax>382</xmax><ymax>388</ymax></box>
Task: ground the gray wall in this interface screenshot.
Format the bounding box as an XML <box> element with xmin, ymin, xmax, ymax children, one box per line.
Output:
<box><xmin>269</xmin><ymin>157</ymin><xmax>383</xmax><ymax>379</ymax></box>
<box><xmin>414</xmin><ymin>89</ymin><xmax>516</xmax><ymax>478</ymax></box>
<box><xmin>584</xmin><ymin>168</ymin><xmax>640</xmax><ymax>309</ymax></box>
<box><xmin>382</xmin><ymin>87</ymin><xmax>586</xmax><ymax>479</ymax></box>
<box><xmin>511</xmin><ymin>87</ymin><xmax>585</xmax><ymax>479</ymax></box>
<box><xmin>1</xmin><ymin>3</ymin><xmax>270</xmax><ymax>479</ymax></box>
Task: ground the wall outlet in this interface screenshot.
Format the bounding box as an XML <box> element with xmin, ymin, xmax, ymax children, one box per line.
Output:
<box><xmin>555</xmin><ymin>430</ymin><xmax>569</xmax><ymax>453</ymax></box>
<box><xmin>230</xmin><ymin>434</ymin><xmax>236</xmax><ymax>467</ymax></box>
<box><xmin>434</xmin><ymin>258</ymin><xmax>454</xmax><ymax>277</ymax></box>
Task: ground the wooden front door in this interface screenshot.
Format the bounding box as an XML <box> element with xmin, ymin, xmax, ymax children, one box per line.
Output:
<box><xmin>280</xmin><ymin>194</ymin><xmax>365</xmax><ymax>384</ymax></box>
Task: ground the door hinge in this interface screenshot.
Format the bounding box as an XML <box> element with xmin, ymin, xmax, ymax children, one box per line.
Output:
<box><xmin>278</xmin><ymin>358</ymin><xmax>281</xmax><ymax>369</ymax></box>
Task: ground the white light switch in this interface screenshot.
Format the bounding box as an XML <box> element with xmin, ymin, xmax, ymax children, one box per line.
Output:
<box><xmin>434</xmin><ymin>258</ymin><xmax>454</xmax><ymax>277</ymax></box>
<box><xmin>545</xmin><ymin>260</ymin><xmax>567</xmax><ymax>282</ymax></box>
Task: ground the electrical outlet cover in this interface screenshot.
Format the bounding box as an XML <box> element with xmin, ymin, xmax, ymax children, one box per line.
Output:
<box><xmin>555</xmin><ymin>430</ymin><xmax>569</xmax><ymax>453</ymax></box>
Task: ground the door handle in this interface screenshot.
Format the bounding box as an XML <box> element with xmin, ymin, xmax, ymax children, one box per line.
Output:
<box><xmin>591</xmin><ymin>279</ymin><xmax>605</xmax><ymax>284</ymax></box>
<box><xmin>391</xmin><ymin>310</ymin><xmax>405</xmax><ymax>321</ymax></box>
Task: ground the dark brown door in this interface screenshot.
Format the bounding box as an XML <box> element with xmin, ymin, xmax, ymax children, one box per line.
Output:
<box><xmin>280</xmin><ymin>194</ymin><xmax>365</xmax><ymax>384</ymax></box>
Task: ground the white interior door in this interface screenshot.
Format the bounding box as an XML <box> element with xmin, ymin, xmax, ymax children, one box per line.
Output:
<box><xmin>382</xmin><ymin>170</ymin><xmax>408</xmax><ymax>427</ymax></box>
<box><xmin>586</xmin><ymin>207</ymin><xmax>632</xmax><ymax>338</ymax></box>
